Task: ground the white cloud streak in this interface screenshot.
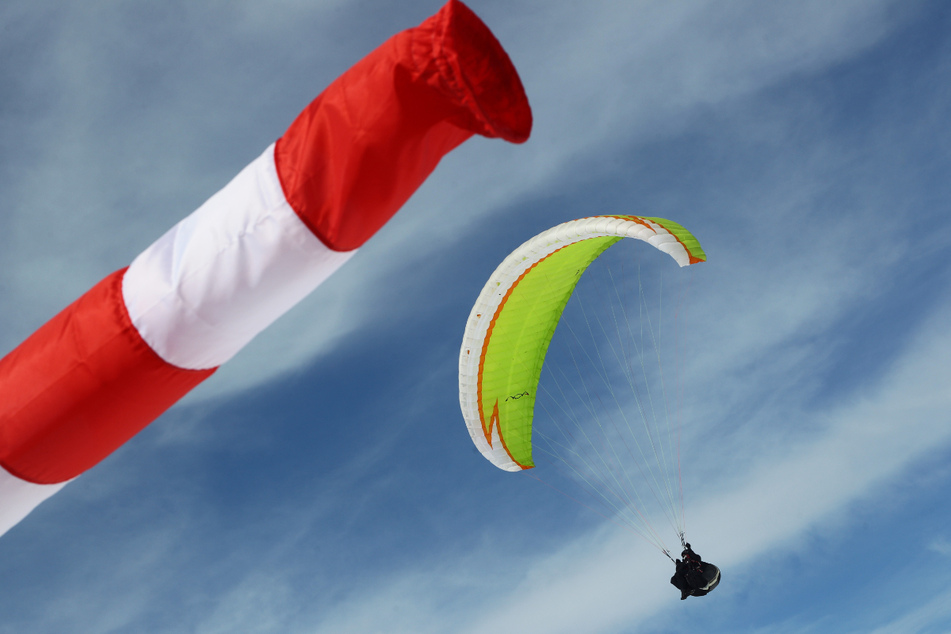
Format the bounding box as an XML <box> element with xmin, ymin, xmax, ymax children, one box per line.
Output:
<box><xmin>272</xmin><ymin>293</ymin><xmax>951</xmax><ymax>634</ymax></box>
<box><xmin>868</xmin><ymin>587</ymin><xmax>951</xmax><ymax>634</ymax></box>
<box><xmin>929</xmin><ymin>537</ymin><xmax>951</xmax><ymax>557</ymax></box>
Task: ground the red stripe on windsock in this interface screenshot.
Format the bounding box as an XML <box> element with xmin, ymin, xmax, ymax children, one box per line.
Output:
<box><xmin>274</xmin><ymin>0</ymin><xmax>531</xmax><ymax>252</ymax></box>
<box><xmin>0</xmin><ymin>269</ymin><xmax>215</xmax><ymax>484</ymax></box>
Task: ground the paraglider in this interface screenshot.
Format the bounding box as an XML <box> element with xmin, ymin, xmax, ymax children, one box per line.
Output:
<box><xmin>458</xmin><ymin>215</ymin><xmax>720</xmax><ymax>598</ymax></box>
<box><xmin>0</xmin><ymin>0</ymin><xmax>531</xmax><ymax>538</ymax></box>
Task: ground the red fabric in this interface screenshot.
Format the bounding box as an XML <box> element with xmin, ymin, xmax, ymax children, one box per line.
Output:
<box><xmin>0</xmin><ymin>270</ymin><xmax>215</xmax><ymax>484</ymax></box>
<box><xmin>274</xmin><ymin>0</ymin><xmax>532</xmax><ymax>251</ymax></box>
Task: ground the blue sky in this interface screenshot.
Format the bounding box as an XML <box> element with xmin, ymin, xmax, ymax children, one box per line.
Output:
<box><xmin>3</xmin><ymin>0</ymin><xmax>951</xmax><ymax>632</ymax></box>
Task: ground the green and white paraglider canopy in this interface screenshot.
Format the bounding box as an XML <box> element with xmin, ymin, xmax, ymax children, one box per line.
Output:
<box><xmin>458</xmin><ymin>215</ymin><xmax>705</xmax><ymax>472</ymax></box>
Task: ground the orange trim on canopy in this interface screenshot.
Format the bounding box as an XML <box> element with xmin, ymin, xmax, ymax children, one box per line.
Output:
<box><xmin>475</xmin><ymin>246</ymin><xmax>570</xmax><ymax>470</ymax></box>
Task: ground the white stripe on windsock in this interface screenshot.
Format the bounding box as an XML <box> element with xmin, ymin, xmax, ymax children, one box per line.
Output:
<box><xmin>122</xmin><ymin>144</ymin><xmax>355</xmax><ymax>370</ymax></box>
<box><xmin>0</xmin><ymin>466</ymin><xmax>67</xmax><ymax>537</ymax></box>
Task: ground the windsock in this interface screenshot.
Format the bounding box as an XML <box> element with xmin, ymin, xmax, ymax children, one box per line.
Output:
<box><xmin>0</xmin><ymin>0</ymin><xmax>531</xmax><ymax>537</ymax></box>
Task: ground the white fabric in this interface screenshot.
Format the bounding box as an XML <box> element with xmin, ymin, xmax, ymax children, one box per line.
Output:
<box><xmin>123</xmin><ymin>144</ymin><xmax>355</xmax><ymax>370</ymax></box>
<box><xmin>0</xmin><ymin>466</ymin><xmax>67</xmax><ymax>537</ymax></box>
<box><xmin>458</xmin><ymin>216</ymin><xmax>692</xmax><ymax>471</ymax></box>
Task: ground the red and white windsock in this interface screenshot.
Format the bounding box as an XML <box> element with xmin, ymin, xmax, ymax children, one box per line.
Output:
<box><xmin>0</xmin><ymin>0</ymin><xmax>531</xmax><ymax>537</ymax></box>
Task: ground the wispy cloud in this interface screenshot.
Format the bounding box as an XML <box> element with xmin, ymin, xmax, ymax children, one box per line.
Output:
<box><xmin>929</xmin><ymin>537</ymin><xmax>951</xmax><ymax>556</ymax></box>
<box><xmin>219</xmin><ymin>291</ymin><xmax>947</xmax><ymax>634</ymax></box>
<box><xmin>868</xmin><ymin>586</ymin><xmax>951</xmax><ymax>634</ymax></box>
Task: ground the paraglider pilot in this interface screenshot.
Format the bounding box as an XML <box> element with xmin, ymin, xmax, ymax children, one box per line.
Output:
<box><xmin>670</xmin><ymin>543</ymin><xmax>721</xmax><ymax>600</ymax></box>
